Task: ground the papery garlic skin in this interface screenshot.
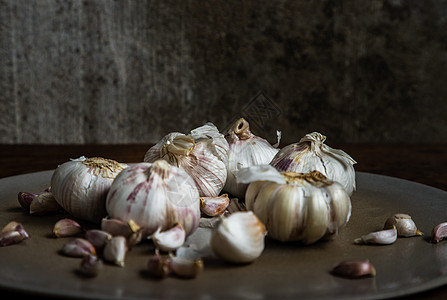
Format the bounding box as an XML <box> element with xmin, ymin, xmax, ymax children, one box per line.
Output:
<box><xmin>106</xmin><ymin>160</ymin><xmax>200</xmax><ymax>237</ymax></box>
<box><xmin>144</xmin><ymin>123</ymin><xmax>229</xmax><ymax>197</ymax></box>
<box><xmin>224</xmin><ymin>118</ymin><xmax>280</xmax><ymax>198</ymax></box>
<box><xmin>239</xmin><ymin>165</ymin><xmax>351</xmax><ymax>244</ymax></box>
<box><xmin>270</xmin><ymin>132</ymin><xmax>356</xmax><ymax>196</ymax></box>
<box><xmin>210</xmin><ymin>211</ymin><xmax>266</xmax><ymax>264</ymax></box>
<box><xmin>50</xmin><ymin>157</ymin><xmax>127</xmax><ymax>223</ymax></box>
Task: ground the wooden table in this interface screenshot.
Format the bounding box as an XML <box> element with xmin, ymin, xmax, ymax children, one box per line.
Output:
<box><xmin>0</xmin><ymin>144</ymin><xmax>446</xmax><ymax>299</ymax></box>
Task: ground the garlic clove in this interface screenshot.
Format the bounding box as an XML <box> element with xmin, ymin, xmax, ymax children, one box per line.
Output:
<box><xmin>85</xmin><ymin>229</ymin><xmax>112</xmax><ymax>252</ymax></box>
<box><xmin>2</xmin><ymin>221</ymin><xmax>30</xmax><ymax>239</ymax></box>
<box><xmin>53</xmin><ymin>218</ymin><xmax>83</xmax><ymax>238</ymax></box>
<box><xmin>210</xmin><ymin>211</ymin><xmax>266</xmax><ymax>264</ymax></box>
<box><xmin>101</xmin><ymin>218</ymin><xmax>134</xmax><ymax>237</ymax></box>
<box><xmin>354</xmin><ymin>226</ymin><xmax>397</xmax><ymax>245</ymax></box>
<box><xmin>331</xmin><ymin>259</ymin><xmax>376</xmax><ymax>278</ymax></box>
<box><xmin>0</xmin><ymin>230</ymin><xmax>27</xmax><ymax>247</ymax></box>
<box><xmin>383</xmin><ymin>213</ymin><xmax>423</xmax><ymax>237</ymax></box>
<box><xmin>168</xmin><ymin>256</ymin><xmax>204</xmax><ymax>279</ymax></box>
<box><xmin>431</xmin><ymin>222</ymin><xmax>447</xmax><ymax>243</ymax></box>
<box><xmin>146</xmin><ymin>252</ymin><xmax>171</xmax><ymax>278</ymax></box>
<box><xmin>61</xmin><ymin>238</ymin><xmax>96</xmax><ymax>257</ymax></box>
<box><xmin>17</xmin><ymin>191</ymin><xmax>36</xmax><ymax>211</ymax></box>
<box><xmin>224</xmin><ymin>197</ymin><xmax>247</xmax><ymax>215</ymax></box>
<box><xmin>78</xmin><ymin>254</ymin><xmax>103</xmax><ymax>277</ymax></box>
<box><xmin>103</xmin><ymin>236</ymin><xmax>127</xmax><ymax>267</ymax></box>
<box><xmin>200</xmin><ymin>194</ymin><xmax>230</xmax><ymax>217</ymax></box>
<box><xmin>27</xmin><ymin>191</ymin><xmax>62</xmax><ymax>215</ymax></box>
<box><xmin>152</xmin><ymin>223</ymin><xmax>186</xmax><ymax>253</ymax></box>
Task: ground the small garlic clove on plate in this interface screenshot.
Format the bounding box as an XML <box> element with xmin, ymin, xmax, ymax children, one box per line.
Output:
<box><xmin>103</xmin><ymin>236</ymin><xmax>127</xmax><ymax>267</ymax></box>
<box><xmin>0</xmin><ymin>230</ymin><xmax>28</xmax><ymax>247</ymax></box>
<box><xmin>85</xmin><ymin>229</ymin><xmax>112</xmax><ymax>252</ymax></box>
<box><xmin>168</xmin><ymin>256</ymin><xmax>204</xmax><ymax>279</ymax></box>
<box><xmin>384</xmin><ymin>213</ymin><xmax>423</xmax><ymax>237</ymax></box>
<box><xmin>354</xmin><ymin>226</ymin><xmax>397</xmax><ymax>245</ymax></box>
<box><xmin>146</xmin><ymin>252</ymin><xmax>171</xmax><ymax>278</ymax></box>
<box><xmin>331</xmin><ymin>259</ymin><xmax>376</xmax><ymax>278</ymax></box>
<box><xmin>53</xmin><ymin>218</ymin><xmax>83</xmax><ymax>238</ymax></box>
<box><xmin>431</xmin><ymin>222</ymin><xmax>447</xmax><ymax>243</ymax></box>
<box><xmin>61</xmin><ymin>238</ymin><xmax>96</xmax><ymax>257</ymax></box>
<box><xmin>2</xmin><ymin>221</ymin><xmax>29</xmax><ymax>239</ymax></box>
<box><xmin>78</xmin><ymin>254</ymin><xmax>103</xmax><ymax>277</ymax></box>
<box><xmin>29</xmin><ymin>191</ymin><xmax>61</xmax><ymax>215</ymax></box>
<box><xmin>210</xmin><ymin>211</ymin><xmax>266</xmax><ymax>264</ymax></box>
<box><xmin>200</xmin><ymin>194</ymin><xmax>230</xmax><ymax>217</ymax></box>
<box><xmin>152</xmin><ymin>223</ymin><xmax>186</xmax><ymax>253</ymax></box>
<box><xmin>101</xmin><ymin>218</ymin><xmax>133</xmax><ymax>237</ymax></box>
<box><xmin>17</xmin><ymin>191</ymin><xmax>37</xmax><ymax>211</ymax></box>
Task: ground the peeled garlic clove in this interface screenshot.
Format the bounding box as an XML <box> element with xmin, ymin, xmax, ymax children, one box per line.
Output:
<box><xmin>0</xmin><ymin>230</ymin><xmax>27</xmax><ymax>247</ymax></box>
<box><xmin>2</xmin><ymin>221</ymin><xmax>29</xmax><ymax>239</ymax></box>
<box><xmin>53</xmin><ymin>218</ymin><xmax>83</xmax><ymax>238</ymax></box>
<box><xmin>51</xmin><ymin>157</ymin><xmax>127</xmax><ymax>223</ymax></box>
<box><xmin>152</xmin><ymin>223</ymin><xmax>186</xmax><ymax>252</ymax></box>
<box><xmin>224</xmin><ymin>118</ymin><xmax>280</xmax><ymax>198</ymax></box>
<box><xmin>79</xmin><ymin>254</ymin><xmax>103</xmax><ymax>277</ymax></box>
<box><xmin>354</xmin><ymin>226</ymin><xmax>397</xmax><ymax>245</ymax></box>
<box><xmin>61</xmin><ymin>238</ymin><xmax>96</xmax><ymax>257</ymax></box>
<box><xmin>211</xmin><ymin>211</ymin><xmax>266</xmax><ymax>264</ymax></box>
<box><xmin>168</xmin><ymin>256</ymin><xmax>204</xmax><ymax>278</ymax></box>
<box><xmin>106</xmin><ymin>160</ymin><xmax>200</xmax><ymax>237</ymax></box>
<box><xmin>200</xmin><ymin>194</ymin><xmax>230</xmax><ymax>217</ymax></box>
<box><xmin>331</xmin><ymin>259</ymin><xmax>376</xmax><ymax>278</ymax></box>
<box><xmin>270</xmin><ymin>132</ymin><xmax>356</xmax><ymax>196</ymax></box>
<box><xmin>85</xmin><ymin>229</ymin><xmax>112</xmax><ymax>252</ymax></box>
<box><xmin>147</xmin><ymin>253</ymin><xmax>171</xmax><ymax>278</ymax></box>
<box><xmin>144</xmin><ymin>122</ymin><xmax>229</xmax><ymax>197</ymax></box>
<box><xmin>384</xmin><ymin>213</ymin><xmax>423</xmax><ymax>237</ymax></box>
<box><xmin>431</xmin><ymin>222</ymin><xmax>447</xmax><ymax>243</ymax></box>
<box><xmin>103</xmin><ymin>236</ymin><xmax>127</xmax><ymax>267</ymax></box>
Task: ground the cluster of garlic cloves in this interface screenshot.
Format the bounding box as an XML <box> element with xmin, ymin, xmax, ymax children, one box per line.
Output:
<box><xmin>144</xmin><ymin>122</ymin><xmax>229</xmax><ymax>197</ymax></box>
<box><xmin>18</xmin><ymin>188</ymin><xmax>62</xmax><ymax>215</ymax></box>
<box><xmin>270</xmin><ymin>132</ymin><xmax>356</xmax><ymax>196</ymax></box>
<box><xmin>224</xmin><ymin>118</ymin><xmax>280</xmax><ymax>198</ymax></box>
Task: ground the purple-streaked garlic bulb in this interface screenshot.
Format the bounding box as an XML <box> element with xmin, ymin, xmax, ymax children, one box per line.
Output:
<box><xmin>144</xmin><ymin>122</ymin><xmax>229</xmax><ymax>197</ymax></box>
<box><xmin>106</xmin><ymin>160</ymin><xmax>200</xmax><ymax>237</ymax></box>
<box><xmin>270</xmin><ymin>132</ymin><xmax>356</xmax><ymax>196</ymax></box>
<box><xmin>50</xmin><ymin>157</ymin><xmax>127</xmax><ymax>223</ymax></box>
<box><xmin>224</xmin><ymin>118</ymin><xmax>280</xmax><ymax>198</ymax></box>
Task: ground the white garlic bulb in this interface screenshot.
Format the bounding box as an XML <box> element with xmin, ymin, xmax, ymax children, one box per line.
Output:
<box><xmin>238</xmin><ymin>165</ymin><xmax>351</xmax><ymax>244</ymax></box>
<box><xmin>144</xmin><ymin>122</ymin><xmax>229</xmax><ymax>197</ymax></box>
<box><xmin>50</xmin><ymin>157</ymin><xmax>127</xmax><ymax>223</ymax></box>
<box><xmin>270</xmin><ymin>132</ymin><xmax>356</xmax><ymax>195</ymax></box>
<box><xmin>106</xmin><ymin>160</ymin><xmax>200</xmax><ymax>237</ymax></box>
<box><xmin>224</xmin><ymin>118</ymin><xmax>280</xmax><ymax>198</ymax></box>
<box><xmin>210</xmin><ymin>211</ymin><xmax>266</xmax><ymax>264</ymax></box>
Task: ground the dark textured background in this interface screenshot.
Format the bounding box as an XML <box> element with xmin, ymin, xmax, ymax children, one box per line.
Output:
<box><xmin>1</xmin><ymin>0</ymin><xmax>447</xmax><ymax>145</ymax></box>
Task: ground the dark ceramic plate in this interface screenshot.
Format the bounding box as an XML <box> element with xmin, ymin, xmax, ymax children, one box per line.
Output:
<box><xmin>0</xmin><ymin>171</ymin><xmax>447</xmax><ymax>299</ymax></box>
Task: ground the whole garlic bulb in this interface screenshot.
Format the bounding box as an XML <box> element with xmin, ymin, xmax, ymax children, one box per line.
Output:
<box><xmin>224</xmin><ymin>118</ymin><xmax>280</xmax><ymax>198</ymax></box>
<box><xmin>144</xmin><ymin>122</ymin><xmax>229</xmax><ymax>197</ymax></box>
<box><xmin>50</xmin><ymin>157</ymin><xmax>127</xmax><ymax>223</ymax></box>
<box><xmin>238</xmin><ymin>165</ymin><xmax>351</xmax><ymax>244</ymax></box>
<box><xmin>270</xmin><ymin>132</ymin><xmax>356</xmax><ymax>195</ymax></box>
<box><xmin>210</xmin><ymin>211</ymin><xmax>266</xmax><ymax>264</ymax></box>
<box><xmin>106</xmin><ymin>160</ymin><xmax>200</xmax><ymax>237</ymax></box>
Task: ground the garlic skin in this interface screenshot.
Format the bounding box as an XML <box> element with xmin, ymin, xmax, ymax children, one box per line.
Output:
<box><xmin>224</xmin><ymin>118</ymin><xmax>280</xmax><ymax>198</ymax></box>
<box><xmin>210</xmin><ymin>211</ymin><xmax>266</xmax><ymax>264</ymax></box>
<box><xmin>50</xmin><ymin>157</ymin><xmax>127</xmax><ymax>223</ymax></box>
<box><xmin>238</xmin><ymin>165</ymin><xmax>351</xmax><ymax>244</ymax></box>
<box><xmin>144</xmin><ymin>122</ymin><xmax>229</xmax><ymax>197</ymax></box>
<box><xmin>106</xmin><ymin>160</ymin><xmax>200</xmax><ymax>237</ymax></box>
<box><xmin>270</xmin><ymin>132</ymin><xmax>356</xmax><ymax>196</ymax></box>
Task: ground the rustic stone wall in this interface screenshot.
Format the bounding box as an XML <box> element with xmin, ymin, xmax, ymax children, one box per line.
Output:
<box><xmin>1</xmin><ymin>0</ymin><xmax>446</xmax><ymax>145</ymax></box>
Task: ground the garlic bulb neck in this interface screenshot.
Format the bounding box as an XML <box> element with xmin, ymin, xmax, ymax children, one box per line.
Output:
<box><xmin>283</xmin><ymin>170</ymin><xmax>331</xmax><ymax>186</ymax></box>
<box><xmin>299</xmin><ymin>132</ymin><xmax>326</xmax><ymax>152</ymax></box>
<box><xmin>230</xmin><ymin>118</ymin><xmax>253</xmax><ymax>140</ymax></box>
<box><xmin>162</xmin><ymin>135</ymin><xmax>195</xmax><ymax>160</ymax></box>
<box><xmin>81</xmin><ymin>157</ymin><xmax>126</xmax><ymax>179</ymax></box>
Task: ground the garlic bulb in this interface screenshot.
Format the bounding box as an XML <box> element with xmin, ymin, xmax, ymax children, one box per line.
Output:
<box><xmin>50</xmin><ymin>157</ymin><xmax>127</xmax><ymax>223</ymax></box>
<box><xmin>144</xmin><ymin>122</ymin><xmax>229</xmax><ymax>197</ymax></box>
<box><xmin>106</xmin><ymin>160</ymin><xmax>200</xmax><ymax>237</ymax></box>
<box><xmin>210</xmin><ymin>211</ymin><xmax>266</xmax><ymax>264</ymax></box>
<box><xmin>270</xmin><ymin>132</ymin><xmax>356</xmax><ymax>196</ymax></box>
<box><xmin>238</xmin><ymin>165</ymin><xmax>351</xmax><ymax>244</ymax></box>
<box><xmin>224</xmin><ymin>118</ymin><xmax>280</xmax><ymax>198</ymax></box>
